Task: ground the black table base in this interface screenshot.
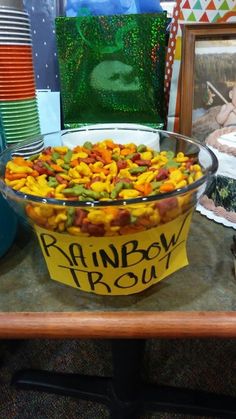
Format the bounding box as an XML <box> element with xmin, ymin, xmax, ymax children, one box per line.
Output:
<box><xmin>12</xmin><ymin>340</ymin><xmax>236</xmax><ymax>418</ymax></box>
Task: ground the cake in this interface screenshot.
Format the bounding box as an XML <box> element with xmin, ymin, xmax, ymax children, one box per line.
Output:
<box><xmin>199</xmin><ymin>126</ymin><xmax>236</xmax><ymax>225</ymax></box>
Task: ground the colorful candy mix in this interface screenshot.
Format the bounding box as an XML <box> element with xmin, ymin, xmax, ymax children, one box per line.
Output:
<box><xmin>3</xmin><ymin>140</ymin><xmax>203</xmax><ymax>236</ymax></box>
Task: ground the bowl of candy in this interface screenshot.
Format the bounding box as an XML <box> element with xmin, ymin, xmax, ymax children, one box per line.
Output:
<box><xmin>0</xmin><ymin>124</ymin><xmax>217</xmax><ymax>295</ymax></box>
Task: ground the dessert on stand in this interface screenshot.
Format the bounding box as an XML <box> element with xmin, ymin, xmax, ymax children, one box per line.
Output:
<box><xmin>197</xmin><ymin>126</ymin><xmax>236</xmax><ymax>229</ymax></box>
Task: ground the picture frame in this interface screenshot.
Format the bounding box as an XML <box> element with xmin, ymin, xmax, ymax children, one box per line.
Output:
<box><xmin>180</xmin><ymin>23</ymin><xmax>236</xmax><ymax>143</ymax></box>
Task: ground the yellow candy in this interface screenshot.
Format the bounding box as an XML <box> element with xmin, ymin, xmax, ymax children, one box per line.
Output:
<box><xmin>192</xmin><ymin>164</ymin><xmax>202</xmax><ymax>172</ymax></box>
<box><xmin>67</xmin><ymin>226</ymin><xmax>82</xmax><ymax>235</ymax></box>
<box><xmin>76</xmin><ymin>162</ymin><xmax>91</xmax><ymax>176</ymax></box>
<box><xmin>91</xmin><ymin>181</ymin><xmax>108</xmax><ymax>193</ymax></box>
<box><xmin>176</xmin><ymin>180</ymin><xmax>187</xmax><ymax>189</ymax></box>
<box><xmin>140</xmin><ymin>151</ymin><xmax>152</xmax><ymax>160</ymax></box>
<box><xmin>118</xmin><ymin>189</ymin><xmax>140</xmax><ymax>199</ymax></box>
<box><xmin>55</xmin><ymin>184</ymin><xmax>67</xmax><ymax>194</ymax></box>
<box><xmin>7</xmin><ymin>161</ymin><xmax>33</xmax><ymax>174</ymax></box>
<box><xmin>169</xmin><ymin>170</ymin><xmax>183</xmax><ymax>184</ymax></box>
<box><xmin>175</xmin><ymin>152</ymin><xmax>188</xmax><ymax>163</ymax></box>
<box><xmin>53</xmin><ymin>146</ymin><xmax>68</xmax><ymax>153</ymax></box>
<box><xmin>87</xmin><ymin>210</ymin><xmax>107</xmax><ymax>224</ymax></box>
<box><xmin>194</xmin><ymin>171</ymin><xmax>203</xmax><ymax>181</ymax></box>
<box><xmin>7</xmin><ymin>178</ymin><xmax>26</xmax><ymax>190</ymax></box>
<box><xmin>72</xmin><ymin>152</ymin><xmax>88</xmax><ymax>159</ymax></box>
<box><xmin>104</xmin><ymin>161</ymin><xmax>118</xmax><ymax>177</ymax></box>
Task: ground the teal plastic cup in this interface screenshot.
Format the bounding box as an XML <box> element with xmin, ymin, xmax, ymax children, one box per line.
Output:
<box><xmin>0</xmin><ymin>130</ymin><xmax>17</xmax><ymax>257</ymax></box>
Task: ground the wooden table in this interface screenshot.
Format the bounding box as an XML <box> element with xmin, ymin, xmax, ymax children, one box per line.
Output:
<box><xmin>0</xmin><ymin>212</ymin><xmax>236</xmax><ymax>339</ymax></box>
<box><xmin>2</xmin><ymin>211</ymin><xmax>236</xmax><ymax>417</ymax></box>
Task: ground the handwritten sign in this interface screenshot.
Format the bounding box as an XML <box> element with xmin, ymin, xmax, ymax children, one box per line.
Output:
<box><xmin>35</xmin><ymin>209</ymin><xmax>193</xmax><ymax>295</ymax></box>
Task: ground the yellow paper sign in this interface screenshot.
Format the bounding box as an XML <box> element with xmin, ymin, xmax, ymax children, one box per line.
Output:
<box><xmin>35</xmin><ymin>209</ymin><xmax>193</xmax><ymax>296</ymax></box>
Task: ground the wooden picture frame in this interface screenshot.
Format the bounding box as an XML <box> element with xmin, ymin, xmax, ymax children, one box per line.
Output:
<box><xmin>180</xmin><ymin>23</ymin><xmax>236</xmax><ymax>142</ymax></box>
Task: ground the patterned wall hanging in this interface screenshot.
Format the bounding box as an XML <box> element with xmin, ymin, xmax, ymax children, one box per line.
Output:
<box><xmin>165</xmin><ymin>0</ymin><xmax>236</xmax><ymax>133</ymax></box>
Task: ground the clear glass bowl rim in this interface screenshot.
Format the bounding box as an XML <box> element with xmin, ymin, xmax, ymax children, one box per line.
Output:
<box><xmin>0</xmin><ymin>127</ymin><xmax>218</xmax><ymax>208</ymax></box>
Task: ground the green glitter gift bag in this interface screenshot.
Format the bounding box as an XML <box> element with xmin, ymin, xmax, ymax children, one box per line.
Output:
<box><xmin>55</xmin><ymin>13</ymin><xmax>167</xmax><ymax>128</ymax></box>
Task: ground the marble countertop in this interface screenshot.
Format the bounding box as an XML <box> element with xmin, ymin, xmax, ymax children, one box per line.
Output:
<box><xmin>0</xmin><ymin>212</ymin><xmax>235</xmax><ymax>313</ymax></box>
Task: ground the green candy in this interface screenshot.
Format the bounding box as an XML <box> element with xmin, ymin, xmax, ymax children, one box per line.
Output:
<box><xmin>137</xmin><ymin>144</ymin><xmax>147</xmax><ymax>153</ymax></box>
<box><xmin>63</xmin><ymin>185</ymin><xmax>85</xmax><ymax>196</ymax></box>
<box><xmin>129</xmin><ymin>166</ymin><xmax>147</xmax><ymax>175</ymax></box>
<box><xmin>151</xmin><ymin>181</ymin><xmax>162</xmax><ymax>190</ymax></box>
<box><xmin>66</xmin><ymin>207</ymin><xmax>75</xmax><ymax>227</ymax></box>
<box><xmin>125</xmin><ymin>153</ymin><xmax>136</xmax><ymax>160</ymax></box>
<box><xmin>111</xmin><ymin>153</ymin><xmax>119</xmax><ymax>161</ymax></box>
<box><xmin>122</xmin><ymin>181</ymin><xmax>133</xmax><ymax>189</ymax></box>
<box><xmin>51</xmin><ymin>152</ymin><xmax>60</xmax><ymax>163</ymax></box>
<box><xmin>166</xmin><ymin>150</ymin><xmax>175</xmax><ymax>160</ymax></box>
<box><xmin>62</xmin><ymin>163</ymin><xmax>70</xmax><ymax>170</ymax></box>
<box><xmin>28</xmin><ymin>153</ymin><xmax>40</xmax><ymax>161</ymax></box>
<box><xmin>130</xmin><ymin>215</ymin><xmax>137</xmax><ymax>223</ymax></box>
<box><xmin>64</xmin><ymin>149</ymin><xmax>73</xmax><ymax>163</ymax></box>
<box><xmin>110</xmin><ymin>181</ymin><xmax>124</xmax><ymax>199</ymax></box>
<box><xmin>43</xmin><ymin>162</ymin><xmax>54</xmax><ymax>172</ymax></box>
<box><xmin>83</xmin><ymin>141</ymin><xmax>93</xmax><ymax>150</ymax></box>
<box><xmin>81</xmin><ymin>189</ymin><xmax>101</xmax><ymax>200</ymax></box>
<box><xmin>164</xmin><ymin>160</ymin><xmax>180</xmax><ymax>169</ymax></box>
<box><xmin>48</xmin><ymin>176</ymin><xmax>59</xmax><ymax>187</ymax></box>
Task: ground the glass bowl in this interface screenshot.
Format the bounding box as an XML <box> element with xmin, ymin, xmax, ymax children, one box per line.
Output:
<box><xmin>0</xmin><ymin>124</ymin><xmax>218</xmax><ymax>295</ymax></box>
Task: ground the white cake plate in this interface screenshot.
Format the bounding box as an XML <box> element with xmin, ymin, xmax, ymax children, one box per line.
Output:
<box><xmin>196</xmin><ymin>204</ymin><xmax>236</xmax><ymax>230</ymax></box>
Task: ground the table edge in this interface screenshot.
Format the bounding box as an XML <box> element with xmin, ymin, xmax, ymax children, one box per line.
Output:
<box><xmin>0</xmin><ymin>311</ymin><xmax>236</xmax><ymax>338</ymax></box>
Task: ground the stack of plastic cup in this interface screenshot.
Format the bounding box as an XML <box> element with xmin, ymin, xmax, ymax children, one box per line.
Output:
<box><xmin>0</xmin><ymin>0</ymin><xmax>40</xmax><ymax>146</ymax></box>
